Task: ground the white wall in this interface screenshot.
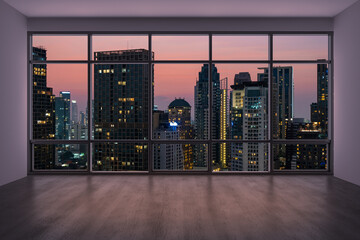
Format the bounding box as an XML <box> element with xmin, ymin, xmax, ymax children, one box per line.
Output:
<box><xmin>334</xmin><ymin>1</ymin><xmax>360</xmax><ymax>186</ymax></box>
<box><xmin>27</xmin><ymin>17</ymin><xmax>332</xmax><ymax>32</ymax></box>
<box><xmin>0</xmin><ymin>0</ymin><xmax>28</xmax><ymax>186</ymax></box>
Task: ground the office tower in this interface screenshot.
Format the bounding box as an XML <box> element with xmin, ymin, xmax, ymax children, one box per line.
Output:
<box><xmin>153</xmin><ymin>110</ymin><xmax>183</xmax><ymax>170</ymax></box>
<box><xmin>168</xmin><ymin>98</ymin><xmax>194</xmax><ymax>169</ymax></box>
<box><xmin>70</xmin><ymin>123</ymin><xmax>88</xmax><ymax>140</ymax></box>
<box><xmin>71</xmin><ymin>100</ymin><xmax>78</xmax><ymax>123</ymax></box>
<box><xmin>80</xmin><ymin>111</ymin><xmax>86</xmax><ymax>126</ymax></box>
<box><xmin>310</xmin><ymin>103</ymin><xmax>320</xmax><ymax>123</ymax></box>
<box><xmin>317</xmin><ymin>63</ymin><xmax>328</xmax><ymax>137</ymax></box>
<box><xmin>229</xmin><ymin>73</ymin><xmax>249</xmax><ymax>170</ymax></box>
<box><xmin>259</xmin><ymin>67</ymin><xmax>293</xmax><ymax>139</ymax></box>
<box><xmin>285</xmin><ymin>118</ymin><xmax>326</xmax><ymax>169</ymax></box>
<box><xmin>32</xmin><ymin>47</ymin><xmax>56</xmax><ymax>169</ymax></box>
<box><xmin>219</xmin><ymin>78</ymin><xmax>229</xmax><ymax>169</ymax></box>
<box><xmin>194</xmin><ymin>64</ymin><xmax>220</xmax><ymax>168</ymax></box>
<box><xmin>310</xmin><ymin>63</ymin><xmax>328</xmax><ymax>137</ymax></box>
<box><xmin>93</xmin><ymin>49</ymin><xmax>151</xmax><ymax>171</ymax></box>
<box><xmin>55</xmin><ymin>91</ymin><xmax>71</xmax><ymax>139</ymax></box>
<box><xmin>230</xmin><ymin>77</ymin><xmax>268</xmax><ymax>171</ymax></box>
<box><xmin>234</xmin><ymin>72</ymin><xmax>251</xmax><ymax>86</ymax></box>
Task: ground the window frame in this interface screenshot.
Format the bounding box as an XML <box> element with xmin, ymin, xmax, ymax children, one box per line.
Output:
<box><xmin>28</xmin><ymin>31</ymin><xmax>333</xmax><ymax>174</ymax></box>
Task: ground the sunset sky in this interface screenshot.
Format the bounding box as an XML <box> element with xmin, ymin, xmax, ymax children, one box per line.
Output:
<box><xmin>33</xmin><ymin>35</ymin><xmax>328</xmax><ymax>120</ymax></box>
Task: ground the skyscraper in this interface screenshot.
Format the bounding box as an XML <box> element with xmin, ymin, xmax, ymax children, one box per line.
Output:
<box><xmin>219</xmin><ymin>77</ymin><xmax>229</xmax><ymax>169</ymax></box>
<box><xmin>259</xmin><ymin>67</ymin><xmax>293</xmax><ymax>139</ymax></box>
<box><xmin>32</xmin><ymin>47</ymin><xmax>56</xmax><ymax>169</ymax></box>
<box><xmin>153</xmin><ymin>110</ymin><xmax>183</xmax><ymax>170</ymax></box>
<box><xmin>168</xmin><ymin>98</ymin><xmax>194</xmax><ymax>169</ymax></box>
<box><xmin>71</xmin><ymin>100</ymin><xmax>78</xmax><ymax>123</ymax></box>
<box><xmin>317</xmin><ymin>63</ymin><xmax>328</xmax><ymax>138</ymax></box>
<box><xmin>55</xmin><ymin>91</ymin><xmax>71</xmax><ymax>140</ymax></box>
<box><xmin>93</xmin><ymin>49</ymin><xmax>151</xmax><ymax>171</ymax></box>
<box><xmin>229</xmin><ymin>76</ymin><xmax>268</xmax><ymax>171</ymax></box>
<box><xmin>194</xmin><ymin>64</ymin><xmax>220</xmax><ymax>168</ymax></box>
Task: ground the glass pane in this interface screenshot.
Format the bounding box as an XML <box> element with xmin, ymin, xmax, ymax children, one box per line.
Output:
<box><xmin>93</xmin><ymin>143</ymin><xmax>148</xmax><ymax>171</ymax></box>
<box><xmin>92</xmin><ymin>35</ymin><xmax>149</xmax><ymax>60</ymax></box>
<box><xmin>32</xmin><ymin>61</ymin><xmax>88</xmax><ymax>140</ymax></box>
<box><xmin>34</xmin><ymin>144</ymin><xmax>87</xmax><ymax>170</ymax></box>
<box><xmin>269</xmin><ymin>64</ymin><xmax>328</xmax><ymax>139</ymax></box>
<box><xmin>152</xmin><ymin>35</ymin><xmax>208</xmax><ymax>60</ymax></box>
<box><xmin>212</xmin><ymin>143</ymin><xmax>269</xmax><ymax>172</ymax></box>
<box><xmin>32</xmin><ymin>35</ymin><xmax>87</xmax><ymax>60</ymax></box>
<box><xmin>274</xmin><ymin>35</ymin><xmax>328</xmax><ymax>60</ymax></box>
<box><xmin>213</xmin><ymin>64</ymin><xmax>269</xmax><ymax>140</ymax></box>
<box><xmin>213</xmin><ymin>35</ymin><xmax>268</xmax><ymax>60</ymax></box>
<box><xmin>153</xmin><ymin>144</ymin><xmax>208</xmax><ymax>171</ymax></box>
<box><xmin>273</xmin><ymin>144</ymin><xmax>327</xmax><ymax>170</ymax></box>
<box><xmin>92</xmin><ymin>63</ymin><xmax>149</xmax><ymax>140</ymax></box>
<box><xmin>153</xmin><ymin>64</ymin><xmax>208</xmax><ymax>140</ymax></box>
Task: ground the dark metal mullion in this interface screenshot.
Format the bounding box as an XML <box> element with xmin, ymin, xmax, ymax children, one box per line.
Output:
<box><xmin>329</xmin><ymin>33</ymin><xmax>334</xmax><ymax>173</ymax></box>
<box><xmin>269</xmin><ymin>34</ymin><xmax>274</xmax><ymax>173</ymax></box>
<box><xmin>28</xmin><ymin>33</ymin><xmax>33</xmax><ymax>173</ymax></box>
<box><xmin>87</xmin><ymin>34</ymin><xmax>92</xmax><ymax>173</ymax></box>
<box><xmin>208</xmin><ymin>34</ymin><xmax>213</xmax><ymax>174</ymax></box>
<box><xmin>148</xmin><ymin>34</ymin><xmax>153</xmax><ymax>173</ymax></box>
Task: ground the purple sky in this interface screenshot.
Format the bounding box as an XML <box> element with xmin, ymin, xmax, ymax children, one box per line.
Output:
<box><xmin>33</xmin><ymin>35</ymin><xmax>328</xmax><ymax>120</ymax></box>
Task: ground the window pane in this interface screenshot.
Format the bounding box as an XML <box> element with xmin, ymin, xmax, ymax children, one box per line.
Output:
<box><xmin>32</xmin><ymin>61</ymin><xmax>88</xmax><ymax>140</ymax></box>
<box><xmin>213</xmin><ymin>64</ymin><xmax>269</xmax><ymax>140</ymax></box>
<box><xmin>153</xmin><ymin>144</ymin><xmax>208</xmax><ymax>171</ymax></box>
<box><xmin>213</xmin><ymin>35</ymin><xmax>268</xmax><ymax>60</ymax></box>
<box><xmin>32</xmin><ymin>35</ymin><xmax>87</xmax><ymax>60</ymax></box>
<box><xmin>92</xmin><ymin>63</ymin><xmax>149</xmax><ymax>140</ymax></box>
<box><xmin>213</xmin><ymin>143</ymin><xmax>269</xmax><ymax>172</ymax></box>
<box><xmin>153</xmin><ymin>64</ymin><xmax>208</xmax><ymax>140</ymax></box>
<box><xmin>34</xmin><ymin>144</ymin><xmax>87</xmax><ymax>170</ymax></box>
<box><xmin>92</xmin><ymin>35</ymin><xmax>149</xmax><ymax>60</ymax></box>
<box><xmin>152</xmin><ymin>35</ymin><xmax>208</xmax><ymax>60</ymax></box>
<box><xmin>270</xmin><ymin>64</ymin><xmax>328</xmax><ymax>139</ymax></box>
<box><xmin>93</xmin><ymin>143</ymin><xmax>148</xmax><ymax>171</ymax></box>
<box><xmin>273</xmin><ymin>144</ymin><xmax>327</xmax><ymax>170</ymax></box>
<box><xmin>274</xmin><ymin>35</ymin><xmax>328</xmax><ymax>60</ymax></box>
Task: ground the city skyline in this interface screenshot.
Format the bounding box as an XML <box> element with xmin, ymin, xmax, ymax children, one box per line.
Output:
<box><xmin>33</xmin><ymin>35</ymin><xmax>328</xmax><ymax>120</ymax></box>
<box><xmin>32</xmin><ymin>37</ymin><xmax>328</xmax><ymax>171</ymax></box>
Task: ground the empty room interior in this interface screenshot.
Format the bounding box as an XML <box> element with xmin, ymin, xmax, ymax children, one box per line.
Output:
<box><xmin>1</xmin><ymin>0</ymin><xmax>360</xmax><ymax>239</ymax></box>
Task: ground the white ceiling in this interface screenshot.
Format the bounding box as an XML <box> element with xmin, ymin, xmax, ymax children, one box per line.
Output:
<box><xmin>4</xmin><ymin>0</ymin><xmax>359</xmax><ymax>18</ymax></box>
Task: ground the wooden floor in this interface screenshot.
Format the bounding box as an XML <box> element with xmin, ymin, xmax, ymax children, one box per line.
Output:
<box><xmin>0</xmin><ymin>175</ymin><xmax>360</xmax><ymax>240</ymax></box>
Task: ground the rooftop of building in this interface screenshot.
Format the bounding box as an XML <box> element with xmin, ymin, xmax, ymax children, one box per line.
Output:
<box><xmin>168</xmin><ymin>98</ymin><xmax>191</xmax><ymax>108</ymax></box>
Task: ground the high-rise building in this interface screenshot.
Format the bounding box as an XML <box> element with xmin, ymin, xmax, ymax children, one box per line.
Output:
<box><xmin>310</xmin><ymin>63</ymin><xmax>328</xmax><ymax>137</ymax></box>
<box><xmin>234</xmin><ymin>72</ymin><xmax>251</xmax><ymax>86</ymax></box>
<box><xmin>168</xmin><ymin>98</ymin><xmax>194</xmax><ymax>169</ymax></box>
<box><xmin>229</xmin><ymin>78</ymin><xmax>268</xmax><ymax>171</ymax></box>
<box><xmin>71</xmin><ymin>100</ymin><xmax>78</xmax><ymax>123</ymax></box>
<box><xmin>310</xmin><ymin>103</ymin><xmax>320</xmax><ymax>123</ymax></box>
<box><xmin>93</xmin><ymin>49</ymin><xmax>151</xmax><ymax>171</ymax></box>
<box><xmin>317</xmin><ymin>63</ymin><xmax>328</xmax><ymax>138</ymax></box>
<box><xmin>219</xmin><ymin>77</ymin><xmax>229</xmax><ymax>169</ymax></box>
<box><xmin>55</xmin><ymin>91</ymin><xmax>71</xmax><ymax>140</ymax></box>
<box><xmin>194</xmin><ymin>64</ymin><xmax>220</xmax><ymax>169</ymax></box>
<box><xmin>153</xmin><ymin>110</ymin><xmax>183</xmax><ymax>170</ymax></box>
<box><xmin>32</xmin><ymin>47</ymin><xmax>56</xmax><ymax>169</ymax></box>
<box><xmin>259</xmin><ymin>67</ymin><xmax>293</xmax><ymax>139</ymax></box>
<box><xmin>79</xmin><ymin>111</ymin><xmax>87</xmax><ymax>126</ymax></box>
<box><xmin>285</xmin><ymin>118</ymin><xmax>326</xmax><ymax>169</ymax></box>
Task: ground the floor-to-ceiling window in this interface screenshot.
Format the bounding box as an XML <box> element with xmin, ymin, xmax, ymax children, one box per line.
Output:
<box><xmin>29</xmin><ymin>32</ymin><xmax>332</xmax><ymax>173</ymax></box>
